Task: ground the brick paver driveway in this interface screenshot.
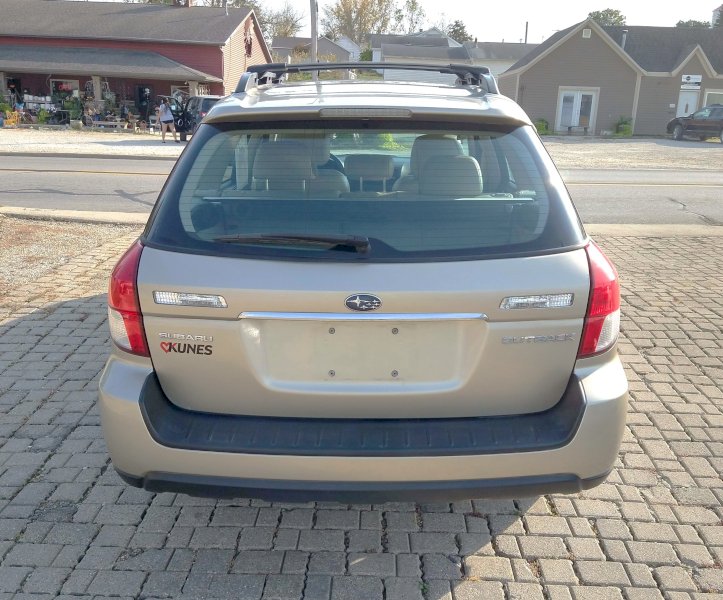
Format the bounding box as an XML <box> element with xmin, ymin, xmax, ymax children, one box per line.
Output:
<box><xmin>0</xmin><ymin>227</ymin><xmax>721</xmax><ymax>600</ymax></box>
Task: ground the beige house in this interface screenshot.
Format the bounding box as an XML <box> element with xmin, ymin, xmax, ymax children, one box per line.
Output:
<box><xmin>498</xmin><ymin>19</ymin><xmax>723</xmax><ymax>135</ymax></box>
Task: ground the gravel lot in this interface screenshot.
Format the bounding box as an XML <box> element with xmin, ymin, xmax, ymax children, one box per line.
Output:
<box><xmin>0</xmin><ymin>216</ymin><xmax>140</xmax><ymax>319</ymax></box>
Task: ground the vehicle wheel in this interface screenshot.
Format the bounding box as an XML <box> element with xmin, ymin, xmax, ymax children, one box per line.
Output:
<box><xmin>180</xmin><ymin>132</ymin><xmax>187</xmax><ymax>142</ymax></box>
<box><xmin>672</xmin><ymin>124</ymin><xmax>683</xmax><ymax>140</ymax></box>
<box><xmin>720</xmin><ymin>129</ymin><xmax>723</xmax><ymax>144</ymax></box>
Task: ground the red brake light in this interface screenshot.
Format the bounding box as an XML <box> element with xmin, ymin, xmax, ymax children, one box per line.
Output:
<box><xmin>108</xmin><ymin>240</ymin><xmax>149</xmax><ymax>356</ymax></box>
<box><xmin>578</xmin><ymin>242</ymin><xmax>621</xmax><ymax>358</ymax></box>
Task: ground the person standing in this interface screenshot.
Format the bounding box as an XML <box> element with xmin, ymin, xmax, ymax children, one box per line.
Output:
<box><xmin>156</xmin><ymin>98</ymin><xmax>179</xmax><ymax>143</ymax></box>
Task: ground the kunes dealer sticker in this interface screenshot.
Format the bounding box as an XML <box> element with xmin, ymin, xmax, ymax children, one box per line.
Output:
<box><xmin>159</xmin><ymin>333</ymin><xmax>213</xmax><ymax>356</ymax></box>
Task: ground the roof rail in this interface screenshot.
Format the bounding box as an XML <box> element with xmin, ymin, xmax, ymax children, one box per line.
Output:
<box><xmin>234</xmin><ymin>62</ymin><xmax>499</xmax><ymax>95</ymax></box>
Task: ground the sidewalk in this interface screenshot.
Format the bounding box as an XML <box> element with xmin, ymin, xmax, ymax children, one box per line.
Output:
<box><xmin>0</xmin><ymin>216</ymin><xmax>721</xmax><ymax>600</ymax></box>
<box><xmin>0</xmin><ymin>128</ymin><xmax>183</xmax><ymax>160</ymax></box>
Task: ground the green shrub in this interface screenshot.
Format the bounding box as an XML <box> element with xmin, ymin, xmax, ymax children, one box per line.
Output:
<box><xmin>534</xmin><ymin>118</ymin><xmax>550</xmax><ymax>135</ymax></box>
<box><xmin>614</xmin><ymin>116</ymin><xmax>632</xmax><ymax>137</ymax></box>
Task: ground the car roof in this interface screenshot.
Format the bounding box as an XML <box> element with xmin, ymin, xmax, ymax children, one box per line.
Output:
<box><xmin>205</xmin><ymin>79</ymin><xmax>532</xmax><ymax>127</ymax></box>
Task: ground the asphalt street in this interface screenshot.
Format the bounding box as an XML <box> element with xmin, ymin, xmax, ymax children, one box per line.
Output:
<box><xmin>2</xmin><ymin>156</ymin><xmax>723</xmax><ymax>225</ymax></box>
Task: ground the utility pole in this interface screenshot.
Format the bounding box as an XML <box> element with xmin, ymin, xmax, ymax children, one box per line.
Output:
<box><xmin>524</xmin><ymin>21</ymin><xmax>529</xmax><ymax>44</ymax></box>
<box><xmin>310</xmin><ymin>0</ymin><xmax>318</xmax><ymax>80</ymax></box>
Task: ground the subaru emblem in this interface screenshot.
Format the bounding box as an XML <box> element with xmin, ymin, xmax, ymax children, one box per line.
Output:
<box><xmin>345</xmin><ymin>294</ymin><xmax>382</xmax><ymax>312</ymax></box>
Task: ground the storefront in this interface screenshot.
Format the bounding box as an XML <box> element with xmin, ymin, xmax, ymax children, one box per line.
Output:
<box><xmin>1</xmin><ymin>45</ymin><xmax>222</xmax><ymax>126</ymax></box>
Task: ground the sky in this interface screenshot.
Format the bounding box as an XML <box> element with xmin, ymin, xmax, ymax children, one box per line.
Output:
<box><xmin>72</xmin><ymin>0</ymin><xmax>722</xmax><ymax>43</ymax></box>
<box><xmin>263</xmin><ymin>0</ymin><xmax>721</xmax><ymax>43</ymax></box>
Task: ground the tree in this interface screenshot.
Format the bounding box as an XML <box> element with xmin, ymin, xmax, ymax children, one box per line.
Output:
<box><xmin>446</xmin><ymin>19</ymin><xmax>472</xmax><ymax>42</ymax></box>
<box><xmin>587</xmin><ymin>8</ymin><xmax>626</xmax><ymax>26</ymax></box>
<box><xmin>394</xmin><ymin>0</ymin><xmax>426</xmax><ymax>34</ymax></box>
<box><xmin>676</xmin><ymin>19</ymin><xmax>710</xmax><ymax>27</ymax></box>
<box><xmin>321</xmin><ymin>0</ymin><xmax>398</xmax><ymax>45</ymax></box>
<box><xmin>265</xmin><ymin>2</ymin><xmax>305</xmax><ymax>39</ymax></box>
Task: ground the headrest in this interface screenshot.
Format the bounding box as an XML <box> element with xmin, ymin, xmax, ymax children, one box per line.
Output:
<box><xmin>344</xmin><ymin>154</ymin><xmax>395</xmax><ymax>180</ymax></box>
<box><xmin>277</xmin><ymin>134</ymin><xmax>331</xmax><ymax>167</ymax></box>
<box><xmin>419</xmin><ymin>155</ymin><xmax>483</xmax><ymax>196</ymax></box>
<box><xmin>253</xmin><ymin>141</ymin><xmax>313</xmax><ymax>188</ymax></box>
<box><xmin>306</xmin><ymin>134</ymin><xmax>332</xmax><ymax>166</ymax></box>
<box><xmin>410</xmin><ymin>134</ymin><xmax>464</xmax><ymax>174</ymax></box>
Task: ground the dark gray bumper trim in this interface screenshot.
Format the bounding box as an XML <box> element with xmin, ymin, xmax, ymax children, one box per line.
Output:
<box><xmin>116</xmin><ymin>469</ymin><xmax>610</xmax><ymax>502</ymax></box>
<box><xmin>140</xmin><ymin>373</ymin><xmax>585</xmax><ymax>457</ymax></box>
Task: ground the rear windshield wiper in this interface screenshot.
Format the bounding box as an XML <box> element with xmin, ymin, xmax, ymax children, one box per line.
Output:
<box><xmin>212</xmin><ymin>233</ymin><xmax>371</xmax><ymax>253</ymax></box>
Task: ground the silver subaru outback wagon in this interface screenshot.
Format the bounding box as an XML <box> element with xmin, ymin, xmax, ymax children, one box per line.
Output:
<box><xmin>99</xmin><ymin>63</ymin><xmax>627</xmax><ymax>502</ymax></box>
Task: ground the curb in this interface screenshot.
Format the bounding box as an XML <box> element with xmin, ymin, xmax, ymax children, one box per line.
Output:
<box><xmin>0</xmin><ymin>206</ymin><xmax>148</xmax><ymax>226</ymax></box>
<box><xmin>586</xmin><ymin>223</ymin><xmax>723</xmax><ymax>237</ymax></box>
<box><xmin>2</xmin><ymin>207</ymin><xmax>722</xmax><ymax>235</ymax></box>
<box><xmin>0</xmin><ymin>151</ymin><xmax>179</xmax><ymax>161</ymax></box>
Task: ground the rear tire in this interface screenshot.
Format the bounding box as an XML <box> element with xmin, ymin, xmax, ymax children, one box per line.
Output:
<box><xmin>672</xmin><ymin>124</ymin><xmax>683</xmax><ymax>140</ymax></box>
<box><xmin>180</xmin><ymin>132</ymin><xmax>187</xmax><ymax>142</ymax></box>
<box><xmin>720</xmin><ymin>129</ymin><xmax>723</xmax><ymax>144</ymax></box>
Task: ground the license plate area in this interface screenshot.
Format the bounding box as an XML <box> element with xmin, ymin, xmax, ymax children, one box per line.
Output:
<box><xmin>240</xmin><ymin>312</ymin><xmax>485</xmax><ymax>385</ymax></box>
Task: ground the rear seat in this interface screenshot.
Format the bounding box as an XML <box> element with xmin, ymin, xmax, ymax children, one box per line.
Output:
<box><xmin>419</xmin><ymin>155</ymin><xmax>483</xmax><ymax>197</ymax></box>
<box><xmin>344</xmin><ymin>154</ymin><xmax>395</xmax><ymax>193</ymax></box>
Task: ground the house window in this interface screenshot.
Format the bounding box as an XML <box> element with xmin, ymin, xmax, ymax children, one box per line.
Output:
<box><xmin>555</xmin><ymin>88</ymin><xmax>598</xmax><ymax>134</ymax></box>
<box><xmin>704</xmin><ymin>90</ymin><xmax>723</xmax><ymax>106</ymax></box>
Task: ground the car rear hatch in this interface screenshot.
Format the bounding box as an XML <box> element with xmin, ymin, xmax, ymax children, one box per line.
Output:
<box><xmin>138</xmin><ymin>119</ymin><xmax>590</xmax><ymax>419</ymax></box>
<box><xmin>137</xmin><ymin>248</ymin><xmax>589</xmax><ymax>419</ymax></box>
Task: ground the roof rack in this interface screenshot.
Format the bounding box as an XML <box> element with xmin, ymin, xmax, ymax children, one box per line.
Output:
<box><xmin>235</xmin><ymin>62</ymin><xmax>499</xmax><ymax>95</ymax></box>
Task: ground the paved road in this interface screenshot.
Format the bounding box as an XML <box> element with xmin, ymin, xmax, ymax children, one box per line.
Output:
<box><xmin>0</xmin><ymin>156</ymin><xmax>170</xmax><ymax>214</ymax></box>
<box><xmin>2</xmin><ymin>156</ymin><xmax>723</xmax><ymax>225</ymax></box>
<box><xmin>0</xmin><ymin>224</ymin><xmax>721</xmax><ymax>600</ymax></box>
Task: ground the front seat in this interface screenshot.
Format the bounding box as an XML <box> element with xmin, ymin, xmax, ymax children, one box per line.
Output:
<box><xmin>393</xmin><ymin>134</ymin><xmax>464</xmax><ymax>193</ymax></box>
<box><xmin>252</xmin><ymin>141</ymin><xmax>314</xmax><ymax>192</ymax></box>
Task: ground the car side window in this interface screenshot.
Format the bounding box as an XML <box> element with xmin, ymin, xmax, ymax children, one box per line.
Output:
<box><xmin>693</xmin><ymin>108</ymin><xmax>711</xmax><ymax>119</ymax></box>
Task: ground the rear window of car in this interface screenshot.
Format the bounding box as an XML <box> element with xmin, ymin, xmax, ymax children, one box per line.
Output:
<box><xmin>201</xmin><ymin>98</ymin><xmax>219</xmax><ymax>112</ymax></box>
<box><xmin>144</xmin><ymin>120</ymin><xmax>584</xmax><ymax>262</ymax></box>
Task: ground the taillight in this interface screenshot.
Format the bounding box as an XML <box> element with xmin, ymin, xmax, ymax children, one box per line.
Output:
<box><xmin>578</xmin><ymin>242</ymin><xmax>620</xmax><ymax>358</ymax></box>
<box><xmin>108</xmin><ymin>240</ymin><xmax>149</xmax><ymax>357</ymax></box>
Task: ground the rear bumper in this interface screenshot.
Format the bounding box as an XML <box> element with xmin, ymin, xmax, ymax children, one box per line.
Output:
<box><xmin>99</xmin><ymin>353</ymin><xmax>627</xmax><ymax>501</ymax></box>
<box><xmin>117</xmin><ymin>469</ymin><xmax>611</xmax><ymax>503</ymax></box>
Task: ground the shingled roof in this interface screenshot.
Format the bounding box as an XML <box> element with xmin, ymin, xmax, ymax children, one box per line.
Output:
<box><xmin>503</xmin><ymin>23</ymin><xmax>578</xmax><ymax>72</ymax></box>
<box><xmin>0</xmin><ymin>45</ymin><xmax>222</xmax><ymax>82</ymax></box>
<box><xmin>464</xmin><ymin>42</ymin><xmax>539</xmax><ymax>61</ymax></box>
<box><xmin>0</xmin><ymin>0</ymin><xmax>252</xmax><ymax>45</ymax></box>
<box><xmin>603</xmin><ymin>25</ymin><xmax>723</xmax><ymax>72</ymax></box>
<box><xmin>381</xmin><ymin>44</ymin><xmax>472</xmax><ymax>61</ymax></box>
<box><xmin>505</xmin><ymin>21</ymin><xmax>723</xmax><ymax>74</ymax></box>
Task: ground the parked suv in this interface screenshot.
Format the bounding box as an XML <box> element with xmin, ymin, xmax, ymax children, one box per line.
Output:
<box><xmin>99</xmin><ymin>62</ymin><xmax>628</xmax><ymax>501</ymax></box>
<box><xmin>667</xmin><ymin>104</ymin><xmax>723</xmax><ymax>143</ymax></box>
<box><xmin>178</xmin><ymin>95</ymin><xmax>221</xmax><ymax>141</ymax></box>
